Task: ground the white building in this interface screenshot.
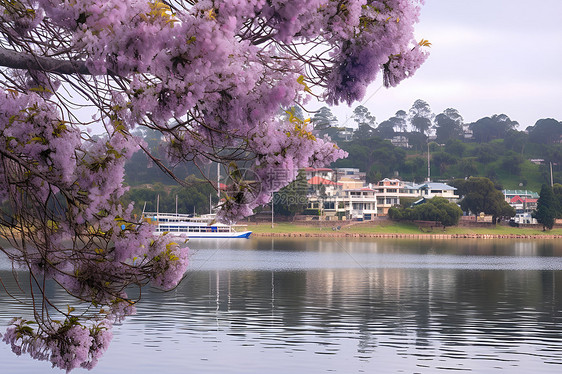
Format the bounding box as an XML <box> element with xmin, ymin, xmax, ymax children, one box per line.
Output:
<box><xmin>342</xmin><ymin>187</ymin><xmax>378</xmax><ymax>220</ymax></box>
<box><xmin>371</xmin><ymin>178</ymin><xmax>412</xmax><ymax>215</ymax></box>
<box><xmin>303</xmin><ymin>169</ymin><xmax>458</xmax><ymax>220</ymax></box>
<box><xmin>307</xmin><ymin>187</ymin><xmax>378</xmax><ymax>221</ymax></box>
<box><xmin>404</xmin><ymin>182</ymin><xmax>459</xmax><ymax>202</ymax></box>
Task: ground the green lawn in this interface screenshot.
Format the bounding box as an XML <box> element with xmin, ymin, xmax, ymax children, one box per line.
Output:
<box><xmin>247</xmin><ymin>221</ymin><xmax>562</xmax><ymax>236</ymax></box>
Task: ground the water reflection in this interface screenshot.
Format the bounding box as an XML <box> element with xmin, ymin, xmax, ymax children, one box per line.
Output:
<box><xmin>1</xmin><ymin>238</ymin><xmax>562</xmax><ymax>373</ymax></box>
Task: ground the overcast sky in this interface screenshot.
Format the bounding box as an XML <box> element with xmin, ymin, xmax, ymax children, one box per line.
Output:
<box><xmin>319</xmin><ymin>0</ymin><xmax>562</xmax><ymax>130</ymax></box>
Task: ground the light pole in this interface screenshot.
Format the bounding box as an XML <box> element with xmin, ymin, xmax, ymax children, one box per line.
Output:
<box><xmin>271</xmin><ymin>194</ymin><xmax>274</xmax><ymax>228</ymax></box>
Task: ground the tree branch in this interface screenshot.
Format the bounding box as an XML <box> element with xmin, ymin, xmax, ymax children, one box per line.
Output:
<box><xmin>0</xmin><ymin>47</ymin><xmax>91</xmax><ymax>75</ymax></box>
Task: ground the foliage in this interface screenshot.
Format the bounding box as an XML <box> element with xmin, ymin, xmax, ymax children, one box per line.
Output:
<box><xmin>452</xmin><ymin>177</ymin><xmax>515</xmax><ymax>224</ymax></box>
<box><xmin>352</xmin><ymin>105</ymin><xmax>376</xmax><ymax>129</ymax></box>
<box><xmin>431</xmin><ymin>151</ymin><xmax>457</xmax><ymax>175</ymax></box>
<box><xmin>376</xmin><ymin>119</ymin><xmax>396</xmax><ymax>139</ymax></box>
<box><xmin>122</xmin><ymin>176</ymin><xmax>219</xmax><ymax>217</ymax></box>
<box><xmin>334</xmin><ymin>136</ymin><xmax>405</xmax><ymax>182</ymax></box>
<box><xmin>434</xmin><ymin>108</ymin><xmax>463</xmax><ymax>143</ymax></box>
<box><xmin>329</xmin><ymin>100</ymin><xmax>560</xmax><ymax>187</ymax></box>
<box><xmin>0</xmin><ymin>0</ymin><xmax>429</xmax><ymax>369</ymax></box>
<box><xmin>534</xmin><ymin>184</ymin><xmax>557</xmax><ymax>230</ymax></box>
<box><xmin>554</xmin><ymin>183</ymin><xmax>562</xmax><ymax>218</ymax></box>
<box><xmin>405</xmin><ymin>131</ymin><xmax>427</xmax><ymax>152</ymax></box>
<box><xmin>402</xmin><ymin>157</ymin><xmax>426</xmax><ymax>182</ymax></box>
<box><xmin>273</xmin><ymin>170</ymin><xmax>308</xmax><ymax>217</ymax></box>
<box><xmin>408</xmin><ymin>99</ymin><xmax>433</xmax><ymax>135</ymax></box>
<box><xmin>444</xmin><ymin>139</ymin><xmax>466</xmax><ymax>157</ymax></box>
<box><xmin>527</xmin><ymin>118</ymin><xmax>562</xmax><ymax>144</ymax></box>
<box><xmin>500</xmin><ymin>151</ymin><xmax>524</xmax><ymax>176</ymax></box>
<box><xmin>468</xmin><ymin>114</ymin><xmax>518</xmax><ymax>143</ymax></box>
<box><xmin>388</xmin><ymin>197</ymin><xmax>462</xmax><ymax>227</ymax></box>
<box><xmin>311</xmin><ymin>106</ymin><xmax>338</xmax><ymax>131</ymax></box>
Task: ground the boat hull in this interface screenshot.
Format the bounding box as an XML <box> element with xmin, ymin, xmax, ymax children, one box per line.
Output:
<box><xmin>155</xmin><ymin>230</ymin><xmax>252</xmax><ymax>239</ymax></box>
<box><xmin>181</xmin><ymin>231</ymin><xmax>252</xmax><ymax>239</ymax></box>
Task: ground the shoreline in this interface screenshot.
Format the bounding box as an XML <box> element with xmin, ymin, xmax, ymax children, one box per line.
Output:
<box><xmin>251</xmin><ymin>232</ymin><xmax>562</xmax><ymax>239</ymax></box>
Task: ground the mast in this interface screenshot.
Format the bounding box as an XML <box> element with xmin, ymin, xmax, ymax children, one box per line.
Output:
<box><xmin>271</xmin><ymin>194</ymin><xmax>274</xmax><ymax>228</ymax></box>
<box><xmin>217</xmin><ymin>162</ymin><xmax>221</xmax><ymax>198</ymax></box>
<box><xmin>156</xmin><ymin>195</ymin><xmax>160</xmax><ymax>223</ymax></box>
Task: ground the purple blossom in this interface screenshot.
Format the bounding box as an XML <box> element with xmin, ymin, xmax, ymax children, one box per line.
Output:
<box><xmin>0</xmin><ymin>0</ymin><xmax>428</xmax><ymax>370</ymax></box>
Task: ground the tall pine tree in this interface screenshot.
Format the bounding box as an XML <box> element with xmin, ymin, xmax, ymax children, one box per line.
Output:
<box><xmin>534</xmin><ymin>184</ymin><xmax>557</xmax><ymax>230</ymax></box>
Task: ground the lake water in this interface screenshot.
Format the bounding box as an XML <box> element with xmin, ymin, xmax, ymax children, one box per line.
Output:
<box><xmin>2</xmin><ymin>237</ymin><xmax>562</xmax><ymax>373</ymax></box>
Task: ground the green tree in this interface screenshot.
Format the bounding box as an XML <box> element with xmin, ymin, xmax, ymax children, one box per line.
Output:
<box><xmin>312</xmin><ymin>106</ymin><xmax>338</xmax><ymax>130</ymax></box>
<box><xmin>273</xmin><ymin>171</ymin><xmax>308</xmax><ymax>217</ymax></box>
<box><xmin>431</xmin><ymin>151</ymin><xmax>457</xmax><ymax>175</ymax></box>
<box><xmin>453</xmin><ymin>177</ymin><xmax>515</xmax><ymax>224</ymax></box>
<box><xmin>469</xmin><ymin>114</ymin><xmax>518</xmax><ymax>143</ymax></box>
<box><xmin>445</xmin><ymin>139</ymin><xmax>466</xmax><ymax>157</ymax></box>
<box><xmin>473</xmin><ymin>143</ymin><xmax>496</xmax><ymax>163</ymax></box>
<box><xmin>434</xmin><ymin>108</ymin><xmax>463</xmax><ymax>143</ymax></box>
<box><xmin>353</xmin><ymin>123</ymin><xmax>376</xmax><ymax>140</ymax></box>
<box><xmin>534</xmin><ymin>184</ymin><xmax>557</xmax><ymax>230</ymax></box>
<box><xmin>406</xmin><ymin>131</ymin><xmax>428</xmax><ymax>152</ymax></box>
<box><xmin>503</xmin><ymin>129</ymin><xmax>528</xmax><ymax>154</ymax></box>
<box><xmin>334</xmin><ymin>136</ymin><xmax>405</xmax><ymax>181</ymax></box>
<box><xmin>408</xmin><ymin>99</ymin><xmax>433</xmax><ymax>135</ymax></box>
<box><xmin>376</xmin><ymin>119</ymin><xmax>395</xmax><ymax>139</ymax></box>
<box><xmin>388</xmin><ymin>197</ymin><xmax>462</xmax><ymax>227</ymax></box>
<box><xmin>403</xmin><ymin>157</ymin><xmax>426</xmax><ymax>182</ymax></box>
<box><xmin>352</xmin><ymin>105</ymin><xmax>376</xmax><ymax>128</ymax></box>
<box><xmin>457</xmin><ymin>159</ymin><xmax>478</xmax><ymax>178</ymax></box>
<box><xmin>527</xmin><ymin>118</ymin><xmax>562</xmax><ymax>144</ymax></box>
<box><xmin>500</xmin><ymin>151</ymin><xmax>524</xmax><ymax>176</ymax></box>
<box><xmin>553</xmin><ymin>183</ymin><xmax>562</xmax><ymax>218</ymax></box>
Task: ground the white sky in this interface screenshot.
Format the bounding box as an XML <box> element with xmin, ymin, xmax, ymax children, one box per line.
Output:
<box><xmin>315</xmin><ymin>0</ymin><xmax>562</xmax><ymax>131</ymax></box>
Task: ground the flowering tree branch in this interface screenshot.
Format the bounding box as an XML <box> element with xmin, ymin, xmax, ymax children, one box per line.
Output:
<box><xmin>0</xmin><ymin>47</ymin><xmax>91</xmax><ymax>75</ymax></box>
<box><xmin>0</xmin><ymin>0</ymin><xmax>429</xmax><ymax>370</ymax></box>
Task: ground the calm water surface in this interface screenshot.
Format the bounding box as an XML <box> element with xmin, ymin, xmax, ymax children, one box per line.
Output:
<box><xmin>1</xmin><ymin>238</ymin><xmax>562</xmax><ymax>373</ymax></box>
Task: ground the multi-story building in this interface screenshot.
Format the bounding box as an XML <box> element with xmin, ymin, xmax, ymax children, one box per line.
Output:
<box><xmin>304</xmin><ymin>167</ymin><xmax>334</xmax><ymax>181</ymax></box>
<box><xmin>342</xmin><ymin>187</ymin><xmax>378</xmax><ymax>220</ymax></box>
<box><xmin>404</xmin><ymin>181</ymin><xmax>459</xmax><ymax>202</ymax></box>
<box><xmin>371</xmin><ymin>178</ymin><xmax>412</xmax><ymax>215</ymax></box>
<box><xmin>334</xmin><ymin>168</ymin><xmax>367</xmax><ymax>190</ymax></box>
<box><xmin>304</xmin><ymin>169</ymin><xmax>458</xmax><ymax>220</ymax></box>
<box><xmin>503</xmin><ymin>189</ymin><xmax>539</xmax><ymax>202</ymax></box>
<box><xmin>307</xmin><ymin>187</ymin><xmax>378</xmax><ymax>221</ymax></box>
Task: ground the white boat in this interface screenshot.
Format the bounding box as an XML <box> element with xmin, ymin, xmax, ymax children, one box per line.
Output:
<box><xmin>143</xmin><ymin>212</ymin><xmax>252</xmax><ymax>239</ymax></box>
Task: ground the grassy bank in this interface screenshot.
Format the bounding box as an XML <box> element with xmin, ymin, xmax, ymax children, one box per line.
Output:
<box><xmin>246</xmin><ymin>221</ymin><xmax>562</xmax><ymax>237</ymax></box>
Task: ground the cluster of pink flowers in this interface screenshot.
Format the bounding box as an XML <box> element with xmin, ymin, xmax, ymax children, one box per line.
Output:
<box><xmin>1</xmin><ymin>318</ymin><xmax>113</xmax><ymax>372</ymax></box>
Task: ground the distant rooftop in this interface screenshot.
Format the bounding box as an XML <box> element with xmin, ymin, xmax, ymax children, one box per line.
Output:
<box><xmin>307</xmin><ymin>176</ymin><xmax>342</xmax><ymax>186</ymax></box>
<box><xmin>407</xmin><ymin>182</ymin><xmax>457</xmax><ymax>191</ymax></box>
<box><xmin>503</xmin><ymin>190</ymin><xmax>539</xmax><ymax>198</ymax></box>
